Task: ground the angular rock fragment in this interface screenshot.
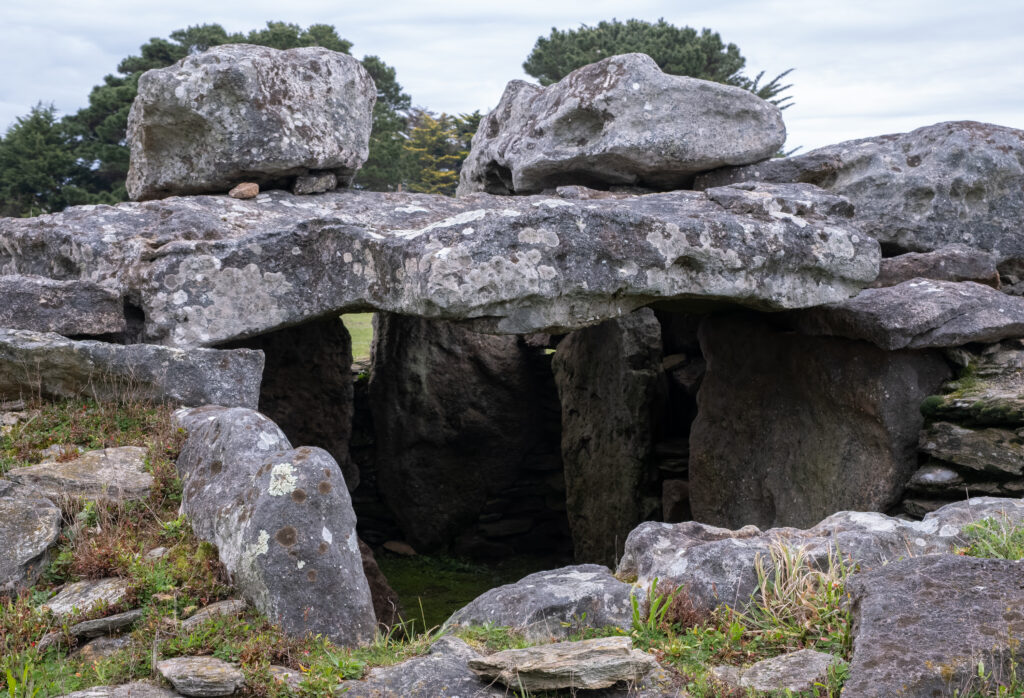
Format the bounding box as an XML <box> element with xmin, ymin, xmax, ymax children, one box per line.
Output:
<box><xmin>844</xmin><ymin>555</ymin><xmax>1024</xmax><ymax>697</ymax></box>
<box><xmin>293</xmin><ymin>172</ymin><xmax>337</xmax><ymax>195</ymax></box>
<box><xmin>42</xmin><ymin>578</ymin><xmax>131</xmax><ymax>618</ymax></box>
<box><xmin>870</xmin><ymin>245</ymin><xmax>1000</xmax><ymax>289</ymax></box>
<box><xmin>0</xmin><ymin>482</ymin><xmax>61</xmax><ymax>593</ymax></box>
<box><xmin>6</xmin><ymin>446</ymin><xmax>152</xmax><ymax>503</ymax></box>
<box><xmin>922</xmin><ymin>340</ymin><xmax>1024</xmax><ymax>425</ymax></box>
<box><xmin>156</xmin><ymin>656</ymin><xmax>244</xmax><ymax>697</ymax></box>
<box><xmin>127</xmin><ymin>45</ymin><xmax>375</xmax><ymax>200</ymax></box>
<box><xmin>69</xmin><ymin>608</ymin><xmax>145</xmax><ymax>638</ymax></box>
<box><xmin>175</xmin><ymin>406</ymin><xmax>375</xmax><ymax>646</ymax></box>
<box><xmin>181</xmin><ymin>600</ymin><xmax>247</xmax><ymax>632</ymax></box>
<box><xmin>0</xmin><ymin>330</ymin><xmax>263</xmax><ymax>408</ymax></box>
<box><xmin>459</xmin><ymin>53</ymin><xmax>784</xmax><ymax>195</ymax></box>
<box><xmin>696</xmin><ymin>121</ymin><xmax>1024</xmax><ymax>263</ymax></box>
<box><xmin>739</xmin><ymin>650</ymin><xmax>841</xmax><ymax>693</ymax></box>
<box><xmin>0</xmin><ymin>275</ymin><xmax>126</xmax><ymax>336</ymax></box>
<box><xmin>467</xmin><ymin>636</ymin><xmax>658</xmax><ymax>691</ymax></box>
<box><xmin>446</xmin><ymin>564</ymin><xmax>634</xmax><ymax>642</ymax></box>
<box><xmin>75</xmin><ymin>635</ymin><xmax>134</xmax><ymax>661</ymax></box>
<box><xmin>920</xmin><ymin>421</ymin><xmax>1024</xmax><ymax>476</ymax></box>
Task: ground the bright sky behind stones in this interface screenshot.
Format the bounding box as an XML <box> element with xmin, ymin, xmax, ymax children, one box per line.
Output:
<box><xmin>2</xmin><ymin>0</ymin><xmax>1022</xmax><ymax>153</ymax></box>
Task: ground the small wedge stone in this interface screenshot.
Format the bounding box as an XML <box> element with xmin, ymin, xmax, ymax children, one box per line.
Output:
<box><xmin>157</xmin><ymin>656</ymin><xmax>244</xmax><ymax>697</ymax></box>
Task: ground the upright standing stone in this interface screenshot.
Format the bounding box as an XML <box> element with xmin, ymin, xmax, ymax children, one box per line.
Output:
<box><xmin>553</xmin><ymin>309</ymin><xmax>665</xmax><ymax>564</ymax></box>
<box><xmin>127</xmin><ymin>44</ymin><xmax>376</xmax><ymax>200</ymax></box>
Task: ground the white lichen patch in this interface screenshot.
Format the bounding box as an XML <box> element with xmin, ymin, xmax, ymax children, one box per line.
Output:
<box><xmin>267</xmin><ymin>462</ymin><xmax>298</xmax><ymax>496</ymax></box>
<box><xmin>243</xmin><ymin>530</ymin><xmax>270</xmax><ymax>566</ymax></box>
<box><xmin>517</xmin><ymin>228</ymin><xmax>560</xmax><ymax>247</ymax></box>
<box><xmin>391</xmin><ymin>209</ymin><xmax>488</xmax><ymax>239</ymax></box>
<box><xmin>297</xmin><ymin>560</ymin><xmax>306</xmax><ymax>569</ymax></box>
<box><xmin>533</xmin><ymin>198</ymin><xmax>575</xmax><ymax>209</ymax></box>
<box><xmin>346</xmin><ymin>529</ymin><xmax>360</xmax><ymax>555</ymax></box>
<box><xmin>321</xmin><ymin>526</ymin><xmax>333</xmax><ymax>544</ymax></box>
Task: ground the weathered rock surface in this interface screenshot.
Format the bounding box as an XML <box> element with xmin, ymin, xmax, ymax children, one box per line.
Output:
<box><xmin>906</xmin><ymin>463</ymin><xmax>965</xmax><ymax>493</ymax></box>
<box><xmin>0</xmin><ymin>330</ymin><xmax>263</xmax><ymax>408</ymax></box>
<box><xmin>180</xmin><ymin>600</ymin><xmax>248</xmax><ymax>632</ymax></box>
<box><xmin>6</xmin><ymin>446</ymin><xmax>152</xmax><ymax>502</ymax></box>
<box><xmin>738</xmin><ymin>650</ymin><xmax>840</xmax><ymax>693</ymax></box>
<box><xmin>59</xmin><ymin>683</ymin><xmax>179</xmax><ymax>698</ymax></box>
<box><xmin>127</xmin><ymin>45</ymin><xmax>375</xmax><ymax>200</ymax></box>
<box><xmin>75</xmin><ymin>635</ymin><xmax>134</xmax><ymax>662</ymax></box>
<box><xmin>617</xmin><ymin>497</ymin><xmax>1024</xmax><ymax>613</ymax></box>
<box><xmin>0</xmin><ymin>276</ymin><xmax>126</xmax><ymax>337</ymax></box>
<box><xmin>0</xmin><ymin>482</ymin><xmax>61</xmax><ymax>593</ymax></box>
<box><xmin>920</xmin><ymin>421</ymin><xmax>1024</xmax><ymax>476</ymax></box>
<box><xmin>922</xmin><ymin>340</ymin><xmax>1024</xmax><ymax>426</ymax></box>
<box><xmin>844</xmin><ymin>554</ymin><xmax>1024</xmax><ymax>697</ymax></box>
<box><xmin>42</xmin><ymin>578</ymin><xmax>131</xmax><ymax>618</ymax></box>
<box><xmin>174</xmin><ymin>406</ymin><xmax>375</xmax><ymax>645</ymax></box>
<box><xmin>467</xmin><ymin>636</ymin><xmax>659</xmax><ymax>692</ymax></box>
<box><xmin>156</xmin><ymin>656</ymin><xmax>244</xmax><ymax>697</ymax></box>
<box><xmin>689</xmin><ymin>313</ymin><xmax>950</xmax><ymax>529</ymax></box>
<box><xmin>459</xmin><ymin>53</ymin><xmax>784</xmax><ymax>195</ymax></box>
<box><xmin>791</xmin><ymin>279</ymin><xmax>1024</xmax><ymax>350</ymax></box>
<box><xmin>553</xmin><ymin>309</ymin><xmax>665</xmax><ymax>565</ymax></box>
<box><xmin>871</xmin><ymin>245</ymin><xmax>1000</xmax><ymax>289</ymax></box>
<box><xmin>69</xmin><ymin>608</ymin><xmax>145</xmax><ymax>637</ymax></box>
<box><xmin>368</xmin><ymin>313</ymin><xmax>545</xmax><ymax>551</ymax></box>
<box><xmin>446</xmin><ymin>564</ymin><xmax>634</xmax><ymax>642</ymax></box>
<box><xmin>337</xmin><ymin>636</ymin><xmax>504</xmax><ymax>697</ymax></box>
<box><xmin>0</xmin><ymin>186</ymin><xmax>878</xmax><ymax>347</ymax></box>
<box><xmin>696</xmin><ymin>121</ymin><xmax>1024</xmax><ymax>261</ymax></box>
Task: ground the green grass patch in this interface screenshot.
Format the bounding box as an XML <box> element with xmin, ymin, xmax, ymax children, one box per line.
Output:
<box><xmin>341</xmin><ymin>313</ymin><xmax>374</xmax><ymax>363</ymax></box>
<box><xmin>959</xmin><ymin>516</ymin><xmax>1024</xmax><ymax>560</ymax></box>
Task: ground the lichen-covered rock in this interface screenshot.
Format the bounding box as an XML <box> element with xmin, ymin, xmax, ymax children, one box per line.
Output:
<box><xmin>0</xmin><ymin>329</ymin><xmax>263</xmax><ymax>408</ymax></box>
<box><xmin>58</xmin><ymin>682</ymin><xmax>179</xmax><ymax>698</ymax></box>
<box><xmin>180</xmin><ymin>600</ymin><xmax>248</xmax><ymax>632</ymax></box>
<box><xmin>689</xmin><ymin>313</ymin><xmax>950</xmax><ymax>529</ymax></box>
<box><xmin>0</xmin><ymin>184</ymin><xmax>878</xmax><ymax>348</ymax></box>
<box><xmin>739</xmin><ymin>650</ymin><xmax>841</xmax><ymax>693</ymax></box>
<box><xmin>0</xmin><ymin>482</ymin><xmax>61</xmax><ymax>593</ymax></box>
<box><xmin>552</xmin><ymin>309</ymin><xmax>665</xmax><ymax>565</ymax></box>
<box><xmin>42</xmin><ymin>578</ymin><xmax>131</xmax><ymax>618</ymax></box>
<box><xmin>791</xmin><ymin>279</ymin><xmax>1024</xmax><ymax>350</ymax></box>
<box><xmin>127</xmin><ymin>44</ymin><xmax>375</xmax><ymax>200</ymax></box>
<box><xmin>445</xmin><ymin>564</ymin><xmax>634</xmax><ymax>642</ymax></box>
<box><xmin>696</xmin><ymin>121</ymin><xmax>1024</xmax><ymax>262</ymax></box>
<box><xmin>458</xmin><ymin>53</ymin><xmax>784</xmax><ymax>195</ymax></box>
<box><xmin>843</xmin><ymin>555</ymin><xmax>1024</xmax><ymax>697</ymax></box>
<box><xmin>467</xmin><ymin>636</ymin><xmax>659</xmax><ymax>692</ymax></box>
<box><xmin>0</xmin><ymin>275</ymin><xmax>125</xmax><ymax>336</ymax></box>
<box><xmin>174</xmin><ymin>406</ymin><xmax>375</xmax><ymax>646</ymax></box>
<box><xmin>920</xmin><ymin>421</ymin><xmax>1024</xmax><ymax>476</ymax></box>
<box><xmin>68</xmin><ymin>608</ymin><xmax>145</xmax><ymax>638</ymax></box>
<box><xmin>337</xmin><ymin>636</ymin><xmax>504</xmax><ymax>697</ymax></box>
<box><xmin>870</xmin><ymin>245</ymin><xmax>1000</xmax><ymax>289</ymax></box>
<box><xmin>922</xmin><ymin>340</ymin><xmax>1024</xmax><ymax>426</ymax></box>
<box><xmin>156</xmin><ymin>656</ymin><xmax>244</xmax><ymax>697</ymax></box>
<box><xmin>617</xmin><ymin>497</ymin><xmax>1024</xmax><ymax>613</ymax></box>
<box><xmin>6</xmin><ymin>446</ymin><xmax>152</xmax><ymax>503</ymax></box>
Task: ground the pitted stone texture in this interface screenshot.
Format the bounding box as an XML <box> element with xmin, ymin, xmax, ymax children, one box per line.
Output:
<box><xmin>0</xmin><ymin>186</ymin><xmax>878</xmax><ymax>349</ymax></box>
<box><xmin>467</xmin><ymin>636</ymin><xmax>659</xmax><ymax>692</ymax></box>
<box><xmin>0</xmin><ymin>275</ymin><xmax>125</xmax><ymax>336</ymax></box>
<box><xmin>689</xmin><ymin>313</ymin><xmax>950</xmax><ymax>529</ymax></box>
<box><xmin>42</xmin><ymin>578</ymin><xmax>131</xmax><ymax>618</ymax></box>
<box><xmin>458</xmin><ymin>53</ymin><xmax>784</xmax><ymax>195</ymax></box>
<box><xmin>696</xmin><ymin>121</ymin><xmax>1024</xmax><ymax>262</ymax></box>
<box><xmin>617</xmin><ymin>496</ymin><xmax>1024</xmax><ymax>613</ymax></box>
<box><xmin>174</xmin><ymin>406</ymin><xmax>375</xmax><ymax>646</ymax></box>
<box><xmin>446</xmin><ymin>564</ymin><xmax>634</xmax><ymax>642</ymax></box>
<box><xmin>0</xmin><ymin>482</ymin><xmax>61</xmax><ymax>593</ymax></box>
<box><xmin>791</xmin><ymin>279</ymin><xmax>1024</xmax><ymax>350</ymax></box>
<box><xmin>337</xmin><ymin>636</ymin><xmax>504</xmax><ymax>697</ymax></box>
<box><xmin>871</xmin><ymin>245</ymin><xmax>1000</xmax><ymax>289</ymax></box>
<box><xmin>553</xmin><ymin>309</ymin><xmax>665</xmax><ymax>566</ymax></box>
<box><xmin>156</xmin><ymin>656</ymin><xmax>244</xmax><ymax>697</ymax></box>
<box><xmin>0</xmin><ymin>330</ymin><xmax>263</xmax><ymax>408</ymax></box>
<box><xmin>7</xmin><ymin>446</ymin><xmax>152</xmax><ymax>503</ymax></box>
<box><xmin>844</xmin><ymin>555</ymin><xmax>1024</xmax><ymax>697</ymax></box>
<box><xmin>127</xmin><ymin>44</ymin><xmax>375</xmax><ymax>200</ymax></box>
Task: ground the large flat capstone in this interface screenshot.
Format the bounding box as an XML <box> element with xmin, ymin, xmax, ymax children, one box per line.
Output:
<box><xmin>0</xmin><ymin>184</ymin><xmax>879</xmax><ymax>348</ymax></box>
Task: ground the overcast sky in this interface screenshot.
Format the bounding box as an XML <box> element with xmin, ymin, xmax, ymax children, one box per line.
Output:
<box><xmin>2</xmin><ymin>0</ymin><xmax>1022</xmax><ymax>152</ymax></box>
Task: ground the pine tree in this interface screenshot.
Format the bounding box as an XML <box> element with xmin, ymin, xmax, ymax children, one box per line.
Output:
<box><xmin>404</xmin><ymin>111</ymin><xmax>480</xmax><ymax>196</ymax></box>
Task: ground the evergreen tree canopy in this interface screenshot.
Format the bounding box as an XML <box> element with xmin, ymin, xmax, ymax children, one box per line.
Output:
<box><xmin>404</xmin><ymin>110</ymin><xmax>480</xmax><ymax>196</ymax></box>
<box><xmin>523</xmin><ymin>18</ymin><xmax>793</xmax><ymax>107</ymax></box>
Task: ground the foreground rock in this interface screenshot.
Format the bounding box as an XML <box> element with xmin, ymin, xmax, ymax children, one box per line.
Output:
<box><xmin>737</xmin><ymin>650</ymin><xmax>840</xmax><ymax>693</ymax></box>
<box><xmin>696</xmin><ymin>121</ymin><xmax>1024</xmax><ymax>262</ymax></box>
<box><xmin>337</xmin><ymin>636</ymin><xmax>504</xmax><ymax>697</ymax></box>
<box><xmin>468</xmin><ymin>636</ymin><xmax>659</xmax><ymax>692</ymax></box>
<box><xmin>127</xmin><ymin>45</ymin><xmax>375</xmax><ymax>200</ymax></box>
<box><xmin>0</xmin><ymin>481</ymin><xmax>61</xmax><ymax>593</ymax></box>
<box><xmin>156</xmin><ymin>656</ymin><xmax>244</xmax><ymax>697</ymax></box>
<box><xmin>6</xmin><ymin>446</ymin><xmax>152</xmax><ymax>502</ymax></box>
<box><xmin>175</xmin><ymin>406</ymin><xmax>376</xmax><ymax>646</ymax></box>
<box><xmin>42</xmin><ymin>578</ymin><xmax>131</xmax><ymax>617</ymax></box>
<box><xmin>617</xmin><ymin>497</ymin><xmax>1024</xmax><ymax>612</ymax></box>
<box><xmin>553</xmin><ymin>309</ymin><xmax>665</xmax><ymax>565</ymax></box>
<box><xmin>689</xmin><ymin>313</ymin><xmax>950</xmax><ymax>529</ymax></box>
<box><xmin>0</xmin><ymin>276</ymin><xmax>126</xmax><ymax>337</ymax></box>
<box><xmin>0</xmin><ymin>330</ymin><xmax>263</xmax><ymax>408</ymax></box>
<box><xmin>0</xmin><ymin>185</ymin><xmax>878</xmax><ymax>347</ymax></box>
<box><xmin>844</xmin><ymin>554</ymin><xmax>1024</xmax><ymax>697</ymax></box>
<box><xmin>459</xmin><ymin>53</ymin><xmax>784</xmax><ymax>195</ymax></box>
<box><xmin>446</xmin><ymin>564</ymin><xmax>634</xmax><ymax>642</ymax></box>
<box><xmin>792</xmin><ymin>279</ymin><xmax>1024</xmax><ymax>350</ymax></box>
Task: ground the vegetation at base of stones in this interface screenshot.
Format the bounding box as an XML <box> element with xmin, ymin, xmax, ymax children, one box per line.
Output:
<box><xmin>953</xmin><ymin>660</ymin><xmax>1024</xmax><ymax>698</ymax></box>
<box><xmin>958</xmin><ymin>516</ymin><xmax>1024</xmax><ymax>560</ymax></box>
<box><xmin>523</xmin><ymin>18</ymin><xmax>794</xmax><ymax>107</ymax></box>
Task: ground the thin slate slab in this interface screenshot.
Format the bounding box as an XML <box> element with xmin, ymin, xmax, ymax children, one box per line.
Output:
<box><xmin>7</xmin><ymin>447</ymin><xmax>152</xmax><ymax>502</ymax></box>
<box><xmin>156</xmin><ymin>657</ymin><xmax>244</xmax><ymax>697</ymax></box>
<box><xmin>69</xmin><ymin>608</ymin><xmax>145</xmax><ymax>638</ymax></box>
<box><xmin>920</xmin><ymin>422</ymin><xmax>1024</xmax><ymax>476</ymax></box>
<box><xmin>0</xmin><ymin>275</ymin><xmax>126</xmax><ymax>337</ymax></box>
<box><xmin>0</xmin><ymin>482</ymin><xmax>61</xmax><ymax>593</ymax></box>
<box><xmin>42</xmin><ymin>578</ymin><xmax>131</xmax><ymax>618</ymax></box>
